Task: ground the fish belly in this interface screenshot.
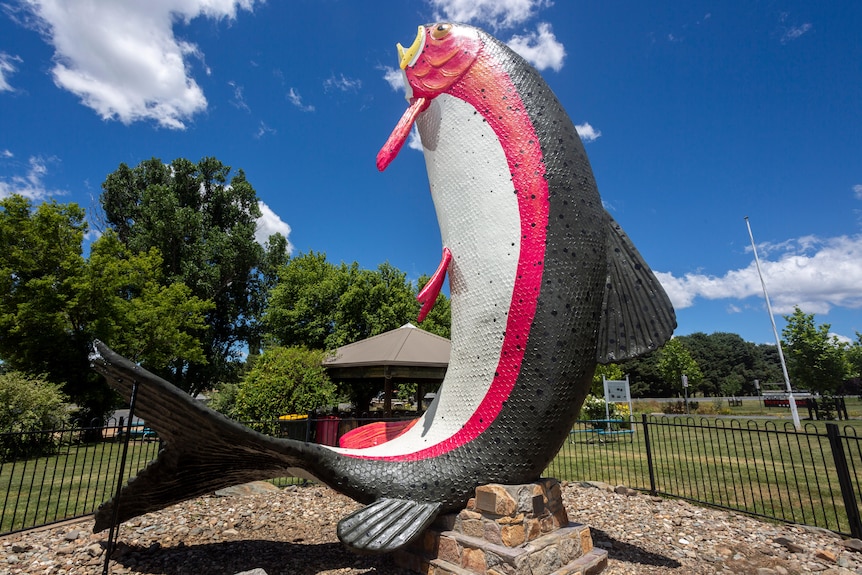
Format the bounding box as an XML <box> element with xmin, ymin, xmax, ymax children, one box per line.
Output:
<box><xmin>332</xmin><ymin>95</ymin><xmax>520</xmax><ymax>458</ymax></box>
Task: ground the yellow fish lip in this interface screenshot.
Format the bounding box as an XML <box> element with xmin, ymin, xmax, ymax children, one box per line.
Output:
<box><xmin>397</xmin><ymin>25</ymin><xmax>425</xmax><ymax>70</ymax></box>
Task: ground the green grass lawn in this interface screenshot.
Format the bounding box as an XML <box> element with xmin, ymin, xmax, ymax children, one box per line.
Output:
<box><xmin>546</xmin><ymin>415</ymin><xmax>862</xmax><ymax>536</ymax></box>
<box><xmin>632</xmin><ymin>396</ymin><xmax>862</xmax><ymax>420</ymax></box>
<box><xmin>0</xmin><ymin>439</ymin><xmax>160</xmax><ymax>534</ymax></box>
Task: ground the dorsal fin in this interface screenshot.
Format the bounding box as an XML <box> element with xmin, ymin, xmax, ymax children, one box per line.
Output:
<box><xmin>597</xmin><ymin>216</ymin><xmax>676</xmax><ymax>363</ymax></box>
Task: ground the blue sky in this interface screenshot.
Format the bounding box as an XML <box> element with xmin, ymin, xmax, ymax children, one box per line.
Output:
<box><xmin>1</xmin><ymin>0</ymin><xmax>860</xmax><ymax>345</ymax></box>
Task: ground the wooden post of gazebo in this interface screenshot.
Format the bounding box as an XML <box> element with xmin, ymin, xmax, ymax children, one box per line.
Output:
<box><xmin>383</xmin><ymin>366</ymin><xmax>393</xmax><ymax>415</ymax></box>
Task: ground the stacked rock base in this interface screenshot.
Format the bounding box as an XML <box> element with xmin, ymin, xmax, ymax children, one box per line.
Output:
<box><xmin>393</xmin><ymin>479</ymin><xmax>607</xmax><ymax>575</ymax></box>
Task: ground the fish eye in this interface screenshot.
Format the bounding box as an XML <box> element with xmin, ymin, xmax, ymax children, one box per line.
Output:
<box><xmin>430</xmin><ymin>23</ymin><xmax>452</xmax><ymax>40</ymax></box>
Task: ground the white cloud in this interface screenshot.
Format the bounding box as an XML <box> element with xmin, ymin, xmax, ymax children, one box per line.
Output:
<box><xmin>831</xmin><ymin>332</ymin><xmax>853</xmax><ymax>345</ymax></box>
<box><xmin>853</xmin><ymin>184</ymin><xmax>862</xmax><ymax>200</ymax></box>
<box><xmin>287</xmin><ymin>87</ymin><xmax>315</xmax><ymax>112</ymax></box>
<box><xmin>323</xmin><ymin>73</ymin><xmax>361</xmax><ymax>93</ymax></box>
<box><xmin>506</xmin><ymin>23</ymin><xmax>565</xmax><ymax>71</ymax></box>
<box><xmin>0</xmin><ymin>155</ymin><xmax>66</xmax><ymax>200</ymax></box>
<box><xmin>255</xmin><ymin>201</ymin><xmax>292</xmax><ymax>251</ymax></box>
<box><xmin>1</xmin><ymin>149</ymin><xmax>13</xmax><ymax>158</ymax></box>
<box><xmin>781</xmin><ymin>22</ymin><xmax>812</xmax><ymax>44</ymax></box>
<box><xmin>381</xmin><ymin>65</ymin><xmax>405</xmax><ymax>93</ymax></box>
<box><xmin>656</xmin><ymin>235</ymin><xmax>862</xmax><ymax>316</ymax></box>
<box><xmin>575</xmin><ymin>122</ymin><xmax>601</xmax><ymax>142</ymax></box>
<box><xmin>0</xmin><ymin>52</ymin><xmax>22</xmax><ymax>91</ymax></box>
<box><xmin>428</xmin><ymin>0</ymin><xmax>552</xmax><ymax>31</ymax></box>
<box><xmin>255</xmin><ymin>120</ymin><xmax>276</xmax><ymax>139</ymax></box>
<box><xmin>228</xmin><ymin>80</ymin><xmax>250</xmax><ymax>112</ymax></box>
<box><xmin>407</xmin><ymin>126</ymin><xmax>423</xmax><ymax>152</ymax></box>
<box><xmin>19</xmin><ymin>0</ymin><xmax>259</xmax><ymax>129</ymax></box>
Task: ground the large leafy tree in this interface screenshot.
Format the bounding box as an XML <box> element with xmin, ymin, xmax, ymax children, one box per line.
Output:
<box><xmin>101</xmin><ymin>157</ymin><xmax>289</xmax><ymax>394</ymax></box>
<box><xmin>846</xmin><ymin>333</ymin><xmax>862</xmax><ymax>394</ymax></box>
<box><xmin>84</xmin><ymin>232</ymin><xmax>212</xmax><ymax>368</ymax></box>
<box><xmin>680</xmin><ymin>332</ymin><xmax>783</xmax><ymax>396</ymax></box>
<box><xmin>619</xmin><ymin>351</ymin><xmax>666</xmax><ymax>397</ymax></box>
<box><xmin>781</xmin><ymin>307</ymin><xmax>849</xmax><ymax>394</ymax></box>
<box><xmin>265</xmin><ymin>252</ymin><xmax>352</xmax><ymax>349</ymax></box>
<box><xmin>591</xmin><ymin>364</ymin><xmax>625</xmax><ymax>396</ymax></box>
<box><xmin>656</xmin><ymin>338</ymin><xmax>703</xmax><ymax>396</ymax></box>
<box><xmin>0</xmin><ymin>195</ymin><xmax>211</xmax><ymax>422</ymax></box>
<box><xmin>264</xmin><ymin>252</ymin><xmax>450</xmax><ymax>350</ymax></box>
<box><xmin>0</xmin><ymin>196</ymin><xmax>89</xmax><ymax>392</ymax></box>
<box><xmin>330</xmin><ymin>262</ymin><xmax>418</xmax><ymax>348</ymax></box>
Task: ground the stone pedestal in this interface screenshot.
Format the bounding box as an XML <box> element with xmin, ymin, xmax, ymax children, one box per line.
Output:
<box><xmin>393</xmin><ymin>479</ymin><xmax>607</xmax><ymax>575</ymax></box>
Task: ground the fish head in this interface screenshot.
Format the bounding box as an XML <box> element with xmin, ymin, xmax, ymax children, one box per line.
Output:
<box><xmin>397</xmin><ymin>23</ymin><xmax>481</xmax><ymax>100</ymax></box>
<box><xmin>377</xmin><ymin>23</ymin><xmax>482</xmax><ymax>171</ymax></box>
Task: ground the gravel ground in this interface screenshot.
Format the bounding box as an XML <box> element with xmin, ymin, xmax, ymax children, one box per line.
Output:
<box><xmin>2</xmin><ymin>481</ymin><xmax>861</xmax><ymax>575</ymax></box>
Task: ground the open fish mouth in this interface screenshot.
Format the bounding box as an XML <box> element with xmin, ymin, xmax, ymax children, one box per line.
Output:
<box><xmin>397</xmin><ymin>25</ymin><xmax>425</xmax><ymax>69</ymax></box>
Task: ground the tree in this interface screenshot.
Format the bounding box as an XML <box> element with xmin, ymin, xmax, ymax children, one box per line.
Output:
<box><xmin>781</xmin><ymin>307</ymin><xmax>849</xmax><ymax>394</ymax></box>
<box><xmin>0</xmin><ymin>371</ymin><xmax>71</xmax><ymax>431</ymax></box>
<box><xmin>591</xmin><ymin>363</ymin><xmax>625</xmax><ymax>396</ymax></box>
<box><xmin>0</xmin><ymin>195</ymin><xmax>105</xmax><ymax>422</ymax></box>
<box><xmin>680</xmin><ymin>332</ymin><xmax>782</xmax><ymax>396</ymax></box>
<box><xmin>264</xmin><ymin>252</ymin><xmax>351</xmax><ymax>349</ymax></box>
<box><xmin>846</xmin><ymin>333</ymin><xmax>862</xmax><ymax>395</ymax></box>
<box><xmin>0</xmin><ymin>195</ymin><xmax>213</xmax><ymax>422</ymax></box>
<box><xmin>620</xmin><ymin>351</ymin><xmax>665</xmax><ymax>397</ymax></box>
<box><xmin>264</xmin><ymin>252</ymin><xmax>451</xmax><ymax>350</ymax></box>
<box><xmin>329</xmin><ymin>262</ymin><xmax>418</xmax><ymax>348</ymax></box>
<box><xmin>656</xmin><ymin>338</ymin><xmax>703</xmax><ymax>396</ymax></box>
<box><xmin>101</xmin><ymin>157</ymin><xmax>290</xmax><ymax>394</ymax></box>
<box><xmin>234</xmin><ymin>346</ymin><xmax>336</xmax><ymax>421</ymax></box>
<box><xmin>207</xmin><ymin>382</ymin><xmax>242</xmax><ymax>420</ymax></box>
<box><xmin>85</xmin><ymin>232</ymin><xmax>212</xmax><ymax>369</ymax></box>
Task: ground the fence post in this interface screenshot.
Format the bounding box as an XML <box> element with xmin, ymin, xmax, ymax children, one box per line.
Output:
<box><xmin>103</xmin><ymin>379</ymin><xmax>141</xmax><ymax>575</ymax></box>
<box><xmin>826</xmin><ymin>423</ymin><xmax>862</xmax><ymax>538</ymax></box>
<box><xmin>642</xmin><ymin>414</ymin><xmax>657</xmax><ymax>496</ymax></box>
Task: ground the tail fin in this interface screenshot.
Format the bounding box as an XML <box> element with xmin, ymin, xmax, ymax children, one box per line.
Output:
<box><xmin>90</xmin><ymin>341</ymin><xmax>311</xmax><ymax>532</ymax></box>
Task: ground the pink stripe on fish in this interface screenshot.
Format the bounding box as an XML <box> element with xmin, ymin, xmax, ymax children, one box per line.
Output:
<box><xmin>353</xmin><ymin>56</ymin><xmax>549</xmax><ymax>461</ymax></box>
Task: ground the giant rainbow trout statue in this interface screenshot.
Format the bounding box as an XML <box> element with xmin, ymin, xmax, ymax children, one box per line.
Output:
<box><xmin>90</xmin><ymin>23</ymin><xmax>675</xmax><ymax>554</ymax></box>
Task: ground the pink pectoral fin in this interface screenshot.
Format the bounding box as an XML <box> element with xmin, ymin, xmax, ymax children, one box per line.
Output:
<box><xmin>417</xmin><ymin>247</ymin><xmax>452</xmax><ymax>322</ymax></box>
<box><xmin>376</xmin><ymin>97</ymin><xmax>430</xmax><ymax>172</ymax></box>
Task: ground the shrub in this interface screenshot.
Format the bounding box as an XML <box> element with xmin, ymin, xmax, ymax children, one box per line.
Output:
<box><xmin>234</xmin><ymin>347</ymin><xmax>336</xmax><ymax>423</ymax></box>
<box><xmin>579</xmin><ymin>394</ymin><xmax>632</xmax><ymax>427</ymax></box>
<box><xmin>207</xmin><ymin>382</ymin><xmax>241</xmax><ymax>420</ymax></box>
<box><xmin>0</xmin><ymin>372</ymin><xmax>73</xmax><ymax>461</ymax></box>
<box><xmin>663</xmin><ymin>401</ymin><xmax>699</xmax><ymax>414</ymax></box>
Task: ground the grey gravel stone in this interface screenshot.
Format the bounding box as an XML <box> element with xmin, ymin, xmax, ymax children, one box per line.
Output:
<box><xmin>0</xmin><ymin>482</ymin><xmax>859</xmax><ymax>575</ymax></box>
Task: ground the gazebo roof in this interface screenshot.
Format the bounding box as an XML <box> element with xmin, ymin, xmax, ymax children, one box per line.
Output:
<box><xmin>323</xmin><ymin>324</ymin><xmax>450</xmax><ymax>382</ymax></box>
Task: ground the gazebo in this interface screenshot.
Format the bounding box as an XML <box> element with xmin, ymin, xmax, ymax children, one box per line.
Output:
<box><xmin>322</xmin><ymin>323</ymin><xmax>450</xmax><ymax>414</ymax></box>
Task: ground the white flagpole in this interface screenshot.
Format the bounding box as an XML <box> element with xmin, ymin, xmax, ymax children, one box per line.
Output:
<box><xmin>745</xmin><ymin>217</ymin><xmax>801</xmax><ymax>430</ymax></box>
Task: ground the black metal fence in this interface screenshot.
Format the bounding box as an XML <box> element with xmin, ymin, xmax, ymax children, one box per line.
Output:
<box><xmin>0</xmin><ymin>423</ymin><xmax>161</xmax><ymax>535</ymax></box>
<box><xmin>547</xmin><ymin>414</ymin><xmax>862</xmax><ymax>539</ymax></box>
<box><xmin>0</xmin><ymin>415</ymin><xmax>416</xmax><ymax>535</ymax></box>
<box><xmin>2</xmin><ymin>415</ymin><xmax>860</xmax><ymax>538</ymax></box>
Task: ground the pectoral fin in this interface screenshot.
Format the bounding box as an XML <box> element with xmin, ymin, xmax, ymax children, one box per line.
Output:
<box><xmin>417</xmin><ymin>247</ymin><xmax>452</xmax><ymax>322</ymax></box>
<box><xmin>337</xmin><ymin>498</ymin><xmax>441</xmax><ymax>553</ymax></box>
